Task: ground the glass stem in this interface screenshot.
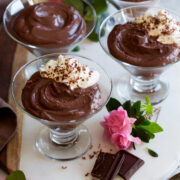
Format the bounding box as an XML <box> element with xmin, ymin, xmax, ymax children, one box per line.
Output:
<box><xmin>50</xmin><ymin>128</ymin><xmax>78</xmax><ymax>145</ymax></box>
<box><xmin>130</xmin><ymin>76</ymin><xmax>159</xmax><ymax>93</ymax></box>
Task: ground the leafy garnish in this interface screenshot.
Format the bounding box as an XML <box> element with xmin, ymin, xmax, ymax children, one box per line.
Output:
<box><xmin>63</xmin><ymin>0</ymin><xmax>84</xmax><ymax>15</ymax></box>
<box><xmin>146</xmin><ymin>148</ymin><xmax>158</xmax><ymax>157</ymax></box>
<box><xmin>6</xmin><ymin>170</ymin><xmax>26</xmax><ymax>180</ymax></box>
<box><xmin>88</xmin><ymin>14</ymin><xmax>107</xmax><ymax>42</ymax></box>
<box><xmin>137</xmin><ymin>122</ymin><xmax>163</xmax><ymax>134</ymax></box>
<box><xmin>72</xmin><ymin>46</ymin><xmax>80</xmax><ymax>52</ymax></box>
<box><xmin>141</xmin><ymin>96</ymin><xmax>153</xmax><ymax>115</ymax></box>
<box><xmin>105</xmin><ymin>97</ymin><xmax>163</xmax><ymax>143</ymax></box>
<box><xmin>87</xmin><ymin>0</ymin><xmax>108</xmax><ymax>42</ymax></box>
<box><xmin>106</xmin><ymin>97</ymin><xmax>121</xmax><ymax>112</ymax></box>
<box><xmin>132</xmin><ymin>142</ymin><xmax>136</xmax><ymax>150</ymax></box>
<box><xmin>92</xmin><ymin>0</ymin><xmax>107</xmax><ymax>15</ymax></box>
<box><xmin>134</xmin><ymin>127</ymin><xmax>154</xmax><ymax>143</ymax></box>
<box><xmin>122</xmin><ymin>100</ymin><xmax>131</xmax><ymax>117</ymax></box>
<box><xmin>84</xmin><ymin>6</ymin><xmax>94</xmax><ymax>21</ymax></box>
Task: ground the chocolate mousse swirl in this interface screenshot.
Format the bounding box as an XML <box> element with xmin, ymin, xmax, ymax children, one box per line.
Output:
<box><xmin>22</xmin><ymin>72</ymin><xmax>100</xmax><ymax>122</ymax></box>
<box><xmin>108</xmin><ymin>23</ymin><xmax>180</xmax><ymax>67</ymax></box>
<box><xmin>10</xmin><ymin>2</ymin><xmax>86</xmax><ymax>47</ymax></box>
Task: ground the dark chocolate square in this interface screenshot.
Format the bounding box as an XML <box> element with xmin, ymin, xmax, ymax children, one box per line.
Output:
<box><xmin>91</xmin><ymin>151</ymin><xmax>125</xmax><ymax>180</ymax></box>
<box><xmin>118</xmin><ymin>151</ymin><xmax>144</xmax><ymax>180</ymax></box>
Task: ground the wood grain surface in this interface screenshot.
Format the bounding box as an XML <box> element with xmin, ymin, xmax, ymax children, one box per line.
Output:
<box><xmin>0</xmin><ymin>0</ymin><xmax>27</xmax><ymax>172</ymax></box>
<box><xmin>0</xmin><ymin>44</ymin><xmax>27</xmax><ymax>173</ymax></box>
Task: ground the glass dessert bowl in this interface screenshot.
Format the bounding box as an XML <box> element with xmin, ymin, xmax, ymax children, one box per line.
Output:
<box><xmin>11</xmin><ymin>53</ymin><xmax>112</xmax><ymax>160</ymax></box>
<box><xmin>99</xmin><ymin>6</ymin><xmax>180</xmax><ymax>105</ymax></box>
<box><xmin>108</xmin><ymin>0</ymin><xmax>160</xmax><ymax>9</ymax></box>
<box><xmin>3</xmin><ymin>0</ymin><xmax>96</xmax><ymax>56</ymax></box>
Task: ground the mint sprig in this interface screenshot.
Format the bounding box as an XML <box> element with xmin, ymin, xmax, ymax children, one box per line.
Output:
<box><xmin>106</xmin><ymin>97</ymin><xmax>163</xmax><ymax>143</ymax></box>
<box><xmin>6</xmin><ymin>170</ymin><xmax>26</xmax><ymax>180</ymax></box>
<box><xmin>140</xmin><ymin>96</ymin><xmax>153</xmax><ymax>115</ymax></box>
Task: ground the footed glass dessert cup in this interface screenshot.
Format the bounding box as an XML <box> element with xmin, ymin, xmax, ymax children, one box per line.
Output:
<box><xmin>108</xmin><ymin>0</ymin><xmax>159</xmax><ymax>9</ymax></box>
<box><xmin>11</xmin><ymin>53</ymin><xmax>112</xmax><ymax>160</ymax></box>
<box><xmin>3</xmin><ymin>0</ymin><xmax>96</xmax><ymax>56</ymax></box>
<box><xmin>99</xmin><ymin>6</ymin><xmax>180</xmax><ymax>105</ymax></box>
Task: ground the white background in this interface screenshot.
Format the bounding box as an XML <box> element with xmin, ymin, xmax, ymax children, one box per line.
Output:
<box><xmin>1</xmin><ymin>0</ymin><xmax>180</xmax><ymax>179</ymax></box>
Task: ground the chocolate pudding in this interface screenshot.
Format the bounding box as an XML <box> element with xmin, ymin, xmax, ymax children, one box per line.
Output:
<box><xmin>8</xmin><ymin>2</ymin><xmax>86</xmax><ymax>47</ymax></box>
<box><xmin>21</xmin><ymin>55</ymin><xmax>101</xmax><ymax>122</ymax></box>
<box><xmin>108</xmin><ymin>11</ymin><xmax>180</xmax><ymax>67</ymax></box>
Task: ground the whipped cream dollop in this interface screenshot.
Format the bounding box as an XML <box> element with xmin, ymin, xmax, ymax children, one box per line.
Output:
<box><xmin>40</xmin><ymin>55</ymin><xmax>99</xmax><ymax>90</ymax></box>
<box><xmin>135</xmin><ymin>10</ymin><xmax>180</xmax><ymax>46</ymax></box>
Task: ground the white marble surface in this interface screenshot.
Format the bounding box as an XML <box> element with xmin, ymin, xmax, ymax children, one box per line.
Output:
<box><xmin>1</xmin><ymin>0</ymin><xmax>180</xmax><ymax>179</ymax></box>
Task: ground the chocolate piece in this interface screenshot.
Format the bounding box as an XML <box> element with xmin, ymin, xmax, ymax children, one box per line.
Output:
<box><xmin>169</xmin><ymin>173</ymin><xmax>180</xmax><ymax>180</ymax></box>
<box><xmin>91</xmin><ymin>151</ymin><xmax>125</xmax><ymax>180</ymax></box>
<box><xmin>118</xmin><ymin>151</ymin><xmax>144</xmax><ymax>180</ymax></box>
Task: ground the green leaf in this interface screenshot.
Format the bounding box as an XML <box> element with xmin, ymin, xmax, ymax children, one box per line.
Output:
<box><xmin>146</xmin><ymin>148</ymin><xmax>158</xmax><ymax>157</ymax></box>
<box><xmin>132</xmin><ymin>142</ymin><xmax>136</xmax><ymax>150</ymax></box>
<box><xmin>88</xmin><ymin>0</ymin><xmax>95</xmax><ymax>3</ymax></box>
<box><xmin>145</xmin><ymin>96</ymin><xmax>150</xmax><ymax>104</ymax></box>
<box><xmin>92</xmin><ymin>0</ymin><xmax>107</xmax><ymax>15</ymax></box>
<box><xmin>122</xmin><ymin>101</ymin><xmax>132</xmax><ymax>117</ymax></box>
<box><xmin>137</xmin><ymin>122</ymin><xmax>163</xmax><ymax>134</ymax></box>
<box><xmin>146</xmin><ymin>104</ymin><xmax>153</xmax><ymax>115</ymax></box>
<box><xmin>134</xmin><ymin>116</ymin><xmax>151</xmax><ymax>126</ymax></box>
<box><xmin>131</xmin><ymin>101</ymin><xmax>141</xmax><ymax>117</ymax></box>
<box><xmin>140</xmin><ymin>96</ymin><xmax>153</xmax><ymax>115</ymax></box>
<box><xmin>134</xmin><ymin>127</ymin><xmax>155</xmax><ymax>143</ymax></box>
<box><xmin>106</xmin><ymin>97</ymin><xmax>121</xmax><ymax>112</ymax></box>
<box><xmin>72</xmin><ymin>46</ymin><xmax>80</xmax><ymax>52</ymax></box>
<box><xmin>84</xmin><ymin>6</ymin><xmax>94</xmax><ymax>21</ymax></box>
<box><xmin>6</xmin><ymin>170</ymin><xmax>26</xmax><ymax>180</ymax></box>
<box><xmin>63</xmin><ymin>0</ymin><xmax>84</xmax><ymax>15</ymax></box>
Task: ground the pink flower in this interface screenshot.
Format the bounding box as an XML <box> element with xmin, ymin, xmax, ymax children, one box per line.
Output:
<box><xmin>101</xmin><ymin>107</ymin><xmax>141</xmax><ymax>150</ymax></box>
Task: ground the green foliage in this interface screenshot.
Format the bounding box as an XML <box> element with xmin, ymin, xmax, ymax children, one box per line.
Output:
<box><xmin>146</xmin><ymin>148</ymin><xmax>158</xmax><ymax>157</ymax></box>
<box><xmin>140</xmin><ymin>96</ymin><xmax>153</xmax><ymax>115</ymax></box>
<box><xmin>6</xmin><ymin>170</ymin><xmax>26</xmax><ymax>180</ymax></box>
<box><xmin>63</xmin><ymin>0</ymin><xmax>84</xmax><ymax>15</ymax></box>
<box><xmin>92</xmin><ymin>0</ymin><xmax>107</xmax><ymax>15</ymax></box>
<box><xmin>106</xmin><ymin>97</ymin><xmax>121</xmax><ymax>112</ymax></box>
<box><xmin>72</xmin><ymin>46</ymin><xmax>80</xmax><ymax>52</ymax></box>
<box><xmin>87</xmin><ymin>0</ymin><xmax>108</xmax><ymax>42</ymax></box>
<box><xmin>105</xmin><ymin>97</ymin><xmax>163</xmax><ymax>143</ymax></box>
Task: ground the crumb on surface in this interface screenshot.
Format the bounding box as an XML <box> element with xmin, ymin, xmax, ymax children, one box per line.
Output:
<box><xmin>61</xmin><ymin>166</ymin><xmax>67</xmax><ymax>169</ymax></box>
<box><xmin>85</xmin><ymin>173</ymin><xmax>89</xmax><ymax>177</ymax></box>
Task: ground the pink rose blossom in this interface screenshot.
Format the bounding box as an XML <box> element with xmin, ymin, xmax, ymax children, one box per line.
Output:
<box><xmin>101</xmin><ymin>107</ymin><xmax>141</xmax><ymax>150</ymax></box>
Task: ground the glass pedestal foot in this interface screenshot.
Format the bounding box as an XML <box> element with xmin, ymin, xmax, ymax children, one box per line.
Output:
<box><xmin>36</xmin><ymin>125</ymin><xmax>91</xmax><ymax>160</ymax></box>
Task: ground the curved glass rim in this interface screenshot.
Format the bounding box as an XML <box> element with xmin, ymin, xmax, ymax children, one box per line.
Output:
<box><xmin>3</xmin><ymin>0</ymin><xmax>96</xmax><ymax>50</ymax></box>
<box><xmin>11</xmin><ymin>53</ymin><xmax>113</xmax><ymax>126</ymax></box>
<box><xmin>116</xmin><ymin>0</ymin><xmax>158</xmax><ymax>5</ymax></box>
<box><xmin>99</xmin><ymin>5</ymin><xmax>180</xmax><ymax>70</ymax></box>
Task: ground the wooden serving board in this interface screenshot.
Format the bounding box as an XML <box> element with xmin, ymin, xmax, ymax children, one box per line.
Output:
<box><xmin>0</xmin><ymin>25</ymin><xmax>28</xmax><ymax>173</ymax></box>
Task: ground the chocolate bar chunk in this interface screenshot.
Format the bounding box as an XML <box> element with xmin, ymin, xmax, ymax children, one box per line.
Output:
<box><xmin>118</xmin><ymin>151</ymin><xmax>144</xmax><ymax>180</ymax></box>
<box><xmin>91</xmin><ymin>151</ymin><xmax>125</xmax><ymax>180</ymax></box>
